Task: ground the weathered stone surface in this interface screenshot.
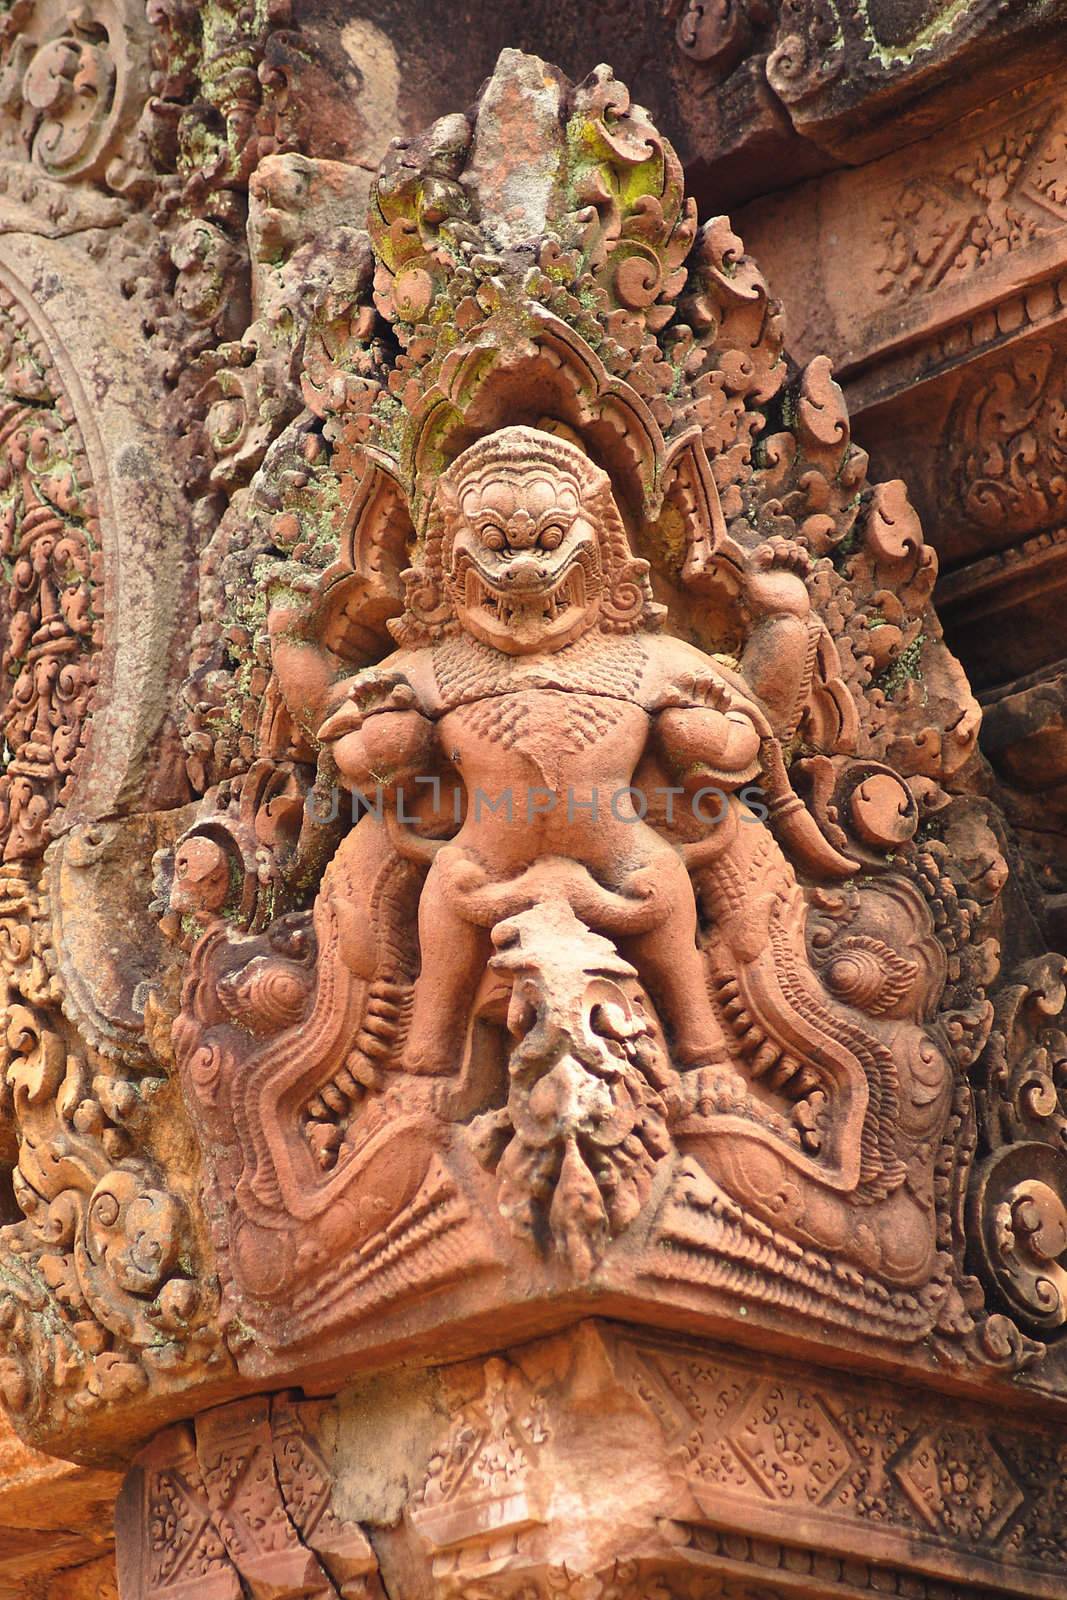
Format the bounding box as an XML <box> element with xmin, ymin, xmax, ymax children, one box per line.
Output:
<box><xmin>1</xmin><ymin>4</ymin><xmax>1067</xmax><ymax>1598</ymax></box>
<box><xmin>117</xmin><ymin>1320</ymin><xmax>1067</xmax><ymax>1600</ymax></box>
<box><xmin>667</xmin><ymin>0</ymin><xmax>1067</xmax><ymax>208</ymax></box>
<box><xmin>730</xmin><ymin>53</ymin><xmax>1067</xmax><ymax>954</ymax></box>
<box><xmin>149</xmin><ymin>49</ymin><xmax>1040</xmax><ymax>1421</ymax></box>
<box><xmin>0</xmin><ymin>1411</ymin><xmax>119</xmax><ymax>1597</ymax></box>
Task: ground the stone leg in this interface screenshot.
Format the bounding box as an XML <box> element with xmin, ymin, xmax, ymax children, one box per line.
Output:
<box><xmin>620</xmin><ymin>866</ymin><xmax>728</xmax><ymax>1068</ymax></box>
<box><xmin>404</xmin><ymin>884</ymin><xmax>493</xmax><ymax>1075</ymax></box>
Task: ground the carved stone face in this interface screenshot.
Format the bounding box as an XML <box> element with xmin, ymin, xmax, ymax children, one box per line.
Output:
<box><xmin>443</xmin><ymin>457</ymin><xmax>604</xmax><ymax>655</ymax></box>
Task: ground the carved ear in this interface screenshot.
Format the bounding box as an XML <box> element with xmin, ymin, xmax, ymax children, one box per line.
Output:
<box><xmin>398</xmin><ymin>567</ymin><xmax>452</xmax><ymax>629</ymax></box>
<box><xmin>662</xmin><ymin>428</ymin><xmax>737</xmax><ymax>589</ymax></box>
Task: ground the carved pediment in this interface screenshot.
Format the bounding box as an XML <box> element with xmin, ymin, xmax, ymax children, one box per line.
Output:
<box><xmin>158</xmin><ymin>51</ymin><xmax>1035</xmax><ymax>1386</ymax></box>
<box><xmin>3</xmin><ymin>44</ymin><xmax>1067</xmax><ymax>1457</ymax></box>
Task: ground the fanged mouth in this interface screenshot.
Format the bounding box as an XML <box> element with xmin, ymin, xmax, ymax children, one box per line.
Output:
<box><xmin>464</xmin><ymin>562</ymin><xmax>587</xmax><ymax>629</ymax></box>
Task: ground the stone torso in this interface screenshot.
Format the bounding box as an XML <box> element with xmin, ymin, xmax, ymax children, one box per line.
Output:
<box><xmin>427</xmin><ymin>629</ymin><xmax>653</xmax><ymax>864</ymax></box>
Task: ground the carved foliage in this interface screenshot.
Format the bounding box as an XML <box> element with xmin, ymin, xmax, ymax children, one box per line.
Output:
<box><xmin>877</xmin><ymin>92</ymin><xmax>1067</xmax><ymax>301</ymax></box>
<box><xmin>946</xmin><ymin>343</ymin><xmax>1067</xmax><ymax>536</ymax></box>
<box><xmin>0</xmin><ymin>0</ymin><xmax>153</xmax><ymax>191</ymax></box>
<box><xmin>970</xmin><ymin>954</ymin><xmax>1067</xmax><ymax>1334</ymax></box>
<box><xmin>0</xmin><ymin>846</ymin><xmax>225</xmax><ymax>1435</ymax></box>
<box><xmin>0</xmin><ymin>286</ymin><xmax>101</xmax><ymax>863</ymax></box>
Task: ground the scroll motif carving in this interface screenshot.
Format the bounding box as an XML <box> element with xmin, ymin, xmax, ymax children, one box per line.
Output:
<box><xmin>7</xmin><ymin>20</ymin><xmax>1065</xmax><ymax>1495</ymax></box>
<box><xmin>0</xmin><ymin>0</ymin><xmax>152</xmax><ymax>191</ymax></box>
<box><xmin>0</xmin><ymin>251</ymin><xmax>227</xmax><ymax>1441</ymax></box>
<box><xmin>0</xmin><ymin>860</ymin><xmax>225</xmax><ymax>1434</ymax></box>
<box><xmin>970</xmin><ymin>954</ymin><xmax>1067</xmax><ymax>1335</ymax></box>
<box><xmin>0</xmin><ymin>0</ymin><xmax>322</xmax><ymax>1451</ymax></box>
<box><xmin>945</xmin><ymin>345</ymin><xmax>1067</xmax><ymax>536</ymax></box>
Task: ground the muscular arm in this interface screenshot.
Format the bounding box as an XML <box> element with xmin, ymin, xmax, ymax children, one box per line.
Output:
<box><xmin>267</xmin><ymin>568</ymin><xmax>401</xmax><ymax>741</ymax></box>
<box><xmin>268</xmin><ymin>631</ymin><xmax>350</xmax><ymax>741</ymax></box>
<box><xmin>320</xmin><ymin>697</ymin><xmax>437</xmax><ymax>795</ymax></box>
<box><xmin>736</xmin><ymin>541</ymin><xmax>813</xmax><ymax>737</ymax></box>
<box><xmin>655</xmin><ymin>701</ymin><xmax>761</xmax><ymax>790</ymax></box>
<box><xmin>648</xmin><ymin>647</ymin><xmax>763</xmax><ymax>789</ymax></box>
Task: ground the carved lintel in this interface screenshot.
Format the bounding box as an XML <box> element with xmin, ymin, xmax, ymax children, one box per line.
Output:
<box><xmin>117</xmin><ymin>1324</ymin><xmax>1067</xmax><ymax>1600</ymax></box>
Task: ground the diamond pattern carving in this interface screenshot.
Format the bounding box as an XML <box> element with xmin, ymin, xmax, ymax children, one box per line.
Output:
<box><xmin>732</xmin><ymin>1381</ymin><xmax>853</xmax><ymax>1505</ymax></box>
<box><xmin>893</xmin><ymin>1426</ymin><xmax>1024</xmax><ymax>1542</ymax></box>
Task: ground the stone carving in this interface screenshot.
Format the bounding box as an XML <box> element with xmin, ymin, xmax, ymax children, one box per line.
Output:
<box><xmin>0</xmin><ymin>235</ymin><xmax>229</xmax><ymax>1442</ymax></box>
<box><xmin>412</xmin><ymin>1353</ymin><xmax>551</xmax><ymax>1581</ymax></box>
<box><xmin>946</xmin><ymin>345</ymin><xmax>1067</xmax><ymax>536</ymax></box>
<box><xmin>970</xmin><ymin>954</ymin><xmax>1067</xmax><ymax>1335</ymax></box>
<box><xmin>0</xmin><ymin>30</ymin><xmax>1064</xmax><ymax>1595</ymax></box>
<box><xmin>119</xmin><ymin>1394</ymin><xmax>384</xmax><ymax>1600</ymax></box>
<box><xmin>669</xmin><ymin>0</ymin><xmax>763</xmax><ymax>74</ymax></box>
<box><xmin>0</xmin><ymin>0</ymin><xmax>340</xmax><ymax>1452</ymax></box>
<box><xmin>0</xmin><ymin>1</ymin><xmax>1059</xmax><ymax>1589</ymax></box>
<box><xmin>0</xmin><ymin>0</ymin><xmax>154</xmax><ymax>226</ymax></box>
<box><xmin>666</xmin><ymin>0</ymin><xmax>1067</xmax><ymax>199</ymax></box>
<box><xmin>765</xmin><ymin>0</ymin><xmax>844</xmax><ymax>106</ymax></box>
<box><xmin>117</xmin><ymin>1321</ymin><xmax>1067</xmax><ymax>1600</ymax></box>
<box><xmin>0</xmin><ymin>273</ymin><xmax>229</xmax><ymax>1441</ymax></box>
<box><xmin>0</xmin><ymin>284</ymin><xmax>101</xmax><ymax>864</ymax></box>
<box><xmin>0</xmin><ymin>855</ymin><xmax>225</xmax><ymax>1437</ymax></box>
<box><xmin>157</xmin><ymin>47</ymin><xmax>1033</xmax><ymax>1376</ymax></box>
<box><xmin>877</xmin><ymin>102</ymin><xmax>1067</xmax><ymax>302</ymax></box>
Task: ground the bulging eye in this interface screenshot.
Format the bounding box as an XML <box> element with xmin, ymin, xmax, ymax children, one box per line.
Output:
<box><xmin>540</xmin><ymin>524</ymin><xmax>564</xmax><ymax>550</ymax></box>
<box><xmin>481</xmin><ymin>525</ymin><xmax>506</xmax><ymax>551</ymax></box>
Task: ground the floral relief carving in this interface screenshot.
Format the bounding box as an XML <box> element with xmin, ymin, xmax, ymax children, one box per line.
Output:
<box><xmin>0</xmin><ymin>858</ymin><xmax>225</xmax><ymax>1432</ymax></box>
<box><xmin>968</xmin><ymin>954</ymin><xmax>1067</xmax><ymax>1336</ymax></box>
<box><xmin>0</xmin><ymin>0</ymin><xmax>152</xmax><ymax>188</ymax></box>
<box><xmin>126</xmin><ymin>1396</ymin><xmax>384</xmax><ymax>1600</ymax></box>
<box><xmin>945</xmin><ymin>344</ymin><xmax>1067</xmax><ymax>537</ymax></box>
<box><xmin>893</xmin><ymin>1426</ymin><xmax>1024</xmax><ymax>1542</ymax></box>
<box><xmin>876</xmin><ymin>96</ymin><xmax>1067</xmax><ymax>301</ymax></box>
<box><xmin>0</xmin><ymin>20</ymin><xmax>1066</xmax><ymax>1592</ymax></box>
<box><xmin>0</xmin><ymin>0</ymin><xmax>340</xmax><ymax>1450</ymax></box>
<box><xmin>731</xmin><ymin>1381</ymin><xmax>852</xmax><ymax>1505</ymax></box>
<box><xmin>0</xmin><ymin>256</ymin><xmax>227</xmax><ymax>1440</ymax></box>
<box><xmin>122</xmin><ymin>1323</ymin><xmax>1067</xmax><ymax>1599</ymax></box>
<box><xmin>0</xmin><ymin>286</ymin><xmax>101</xmax><ymax>864</ymax></box>
<box><xmin>616</xmin><ymin>1329</ymin><xmax>1067</xmax><ymax>1583</ymax></box>
<box><xmin>0</xmin><ymin>0</ymin><xmax>1058</xmax><ymax>1585</ymax></box>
